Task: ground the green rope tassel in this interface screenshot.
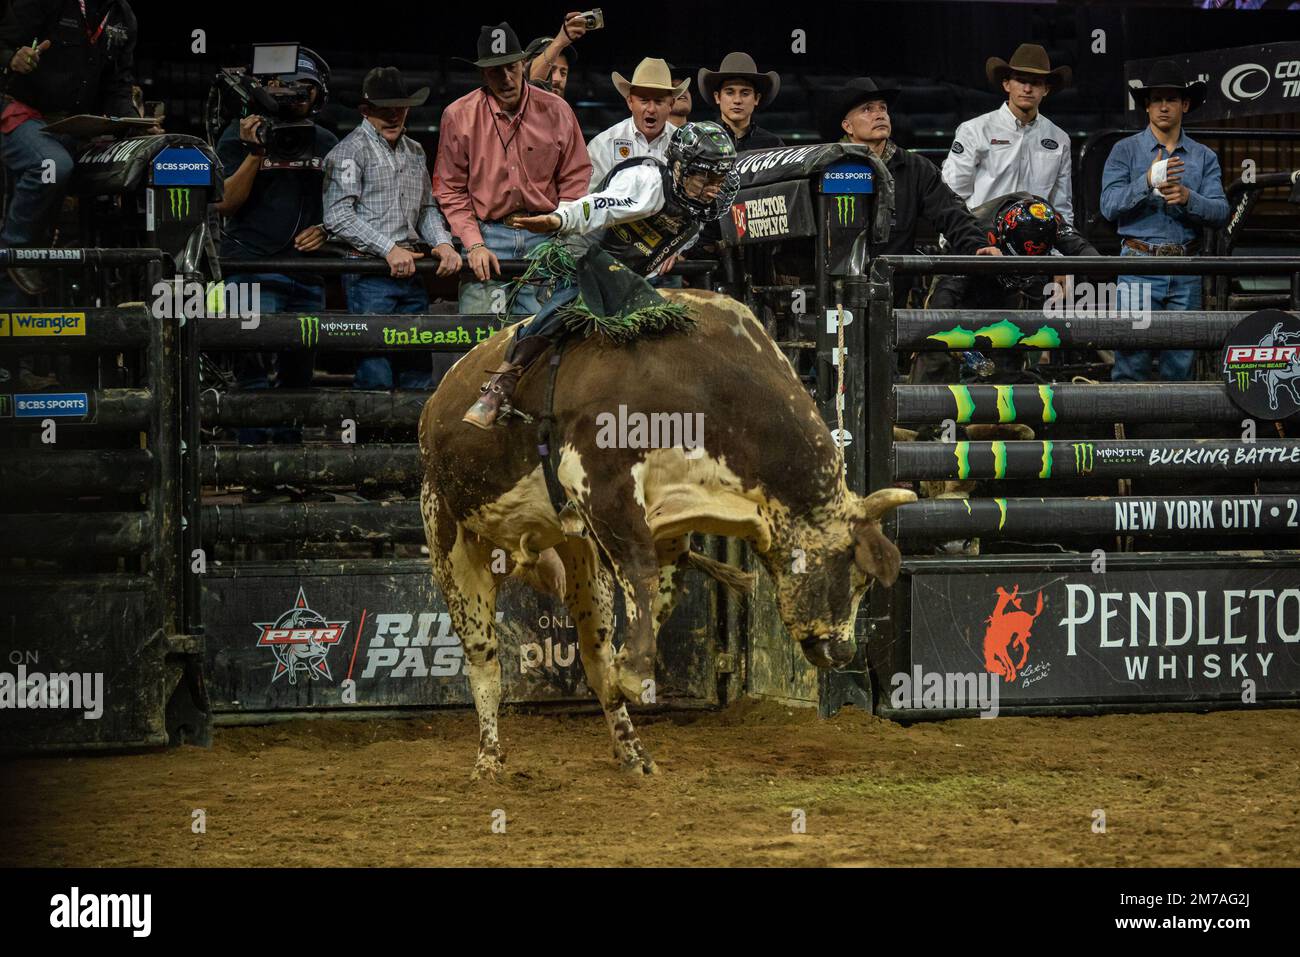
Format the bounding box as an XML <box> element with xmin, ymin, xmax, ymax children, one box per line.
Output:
<box><xmin>555</xmin><ymin>299</ymin><xmax>695</xmax><ymax>344</ymax></box>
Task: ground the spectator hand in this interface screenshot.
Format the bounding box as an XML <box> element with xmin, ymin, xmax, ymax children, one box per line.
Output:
<box><xmin>468</xmin><ymin>244</ymin><xmax>501</xmax><ymax>282</ymax></box>
<box><xmin>9</xmin><ymin>39</ymin><xmax>49</xmax><ymax>75</ymax></box>
<box><xmin>659</xmin><ymin>254</ymin><xmax>678</xmax><ymax>275</ymax></box>
<box><xmin>975</xmin><ymin>246</ymin><xmax>1002</xmax><ymax>256</ymax></box>
<box><xmin>1158</xmin><ymin>181</ymin><xmax>1190</xmax><ymax>205</ymax></box>
<box><xmin>293</xmin><ymin>225</ymin><xmax>327</xmax><ymax>253</ymax></box>
<box><xmin>511</xmin><ymin>213</ymin><xmax>562</xmax><ymax>234</ymax></box>
<box><xmin>562</xmin><ymin>11</ymin><xmax>588</xmax><ymax>42</ymax></box>
<box><xmin>386</xmin><ymin>245</ymin><xmax>423</xmax><ymax>279</ymax></box>
<box><xmin>433</xmin><ymin>243</ymin><xmax>462</xmax><ymax>277</ymax></box>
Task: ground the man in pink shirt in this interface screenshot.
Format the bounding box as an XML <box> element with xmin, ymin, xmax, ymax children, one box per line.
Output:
<box><xmin>435</xmin><ymin>22</ymin><xmax>591</xmax><ymax>315</ymax></box>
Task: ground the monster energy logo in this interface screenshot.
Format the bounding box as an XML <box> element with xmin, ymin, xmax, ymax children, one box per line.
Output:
<box><xmin>1236</xmin><ymin>370</ymin><xmax>1251</xmax><ymax>391</ymax></box>
<box><xmin>835</xmin><ymin>195</ymin><xmax>856</xmax><ymax>226</ymax></box>
<box><xmin>1072</xmin><ymin>442</ymin><xmax>1094</xmax><ymax>475</ymax></box>
<box><xmin>167</xmin><ymin>188</ymin><xmax>191</xmax><ymax>218</ymax></box>
<box><xmin>300</xmin><ymin>315</ymin><xmax>319</xmax><ymax>346</ymax></box>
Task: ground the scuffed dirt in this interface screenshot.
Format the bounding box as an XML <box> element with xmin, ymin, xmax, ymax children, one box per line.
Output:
<box><xmin>2</xmin><ymin>702</ymin><xmax>1297</xmax><ymax>867</ymax></box>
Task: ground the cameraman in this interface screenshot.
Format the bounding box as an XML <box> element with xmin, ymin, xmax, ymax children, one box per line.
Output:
<box><xmin>214</xmin><ymin>48</ymin><xmax>337</xmax><ymax>445</ymax></box>
<box><xmin>0</xmin><ymin>0</ymin><xmax>143</xmax><ymax>298</ymax></box>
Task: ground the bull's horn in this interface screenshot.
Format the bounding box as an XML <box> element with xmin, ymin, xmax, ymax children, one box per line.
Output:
<box><xmin>856</xmin><ymin>487</ymin><xmax>918</xmax><ymax>521</ymax></box>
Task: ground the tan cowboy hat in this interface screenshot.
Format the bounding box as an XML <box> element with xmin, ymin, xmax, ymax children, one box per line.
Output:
<box><xmin>986</xmin><ymin>43</ymin><xmax>1071</xmax><ymax>90</ymax></box>
<box><xmin>612</xmin><ymin>58</ymin><xmax>690</xmax><ymax>98</ymax></box>
<box><xmin>698</xmin><ymin>52</ymin><xmax>780</xmax><ymax>105</ymax></box>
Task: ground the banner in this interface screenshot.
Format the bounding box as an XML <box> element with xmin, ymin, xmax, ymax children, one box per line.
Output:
<box><xmin>719</xmin><ymin>179</ymin><xmax>815</xmax><ymax>245</ymax></box>
<box><xmin>909</xmin><ymin>567</ymin><xmax>1300</xmax><ymax>705</ymax></box>
<box><xmin>1125</xmin><ymin>42</ymin><xmax>1300</xmax><ymax>123</ymax></box>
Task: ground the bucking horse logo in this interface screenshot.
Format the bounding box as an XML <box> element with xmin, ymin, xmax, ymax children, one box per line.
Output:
<box><xmin>982</xmin><ymin>585</ymin><xmax>1044</xmax><ymax>682</ymax></box>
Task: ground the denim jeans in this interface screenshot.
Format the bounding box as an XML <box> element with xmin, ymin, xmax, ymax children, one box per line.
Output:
<box><xmin>227</xmin><ymin>272</ymin><xmax>324</xmax><ymax>444</ymax></box>
<box><xmin>458</xmin><ymin>220</ymin><xmax>545</xmax><ymax>316</ymax></box>
<box><xmin>1111</xmin><ymin>245</ymin><xmax>1200</xmax><ymax>383</ymax></box>
<box><xmin>342</xmin><ymin>272</ymin><xmax>432</xmax><ymax>389</ymax></box>
<box><xmin>0</xmin><ymin>118</ymin><xmax>76</xmax><ymax>248</ymax></box>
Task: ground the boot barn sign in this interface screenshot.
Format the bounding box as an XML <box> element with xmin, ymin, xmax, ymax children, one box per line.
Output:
<box><xmin>909</xmin><ymin>567</ymin><xmax>1300</xmax><ymax>706</ymax></box>
<box><xmin>1125</xmin><ymin>41</ymin><xmax>1300</xmax><ymax>123</ymax></box>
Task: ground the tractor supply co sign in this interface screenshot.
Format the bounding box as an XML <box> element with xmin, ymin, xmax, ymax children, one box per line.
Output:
<box><xmin>909</xmin><ymin>568</ymin><xmax>1300</xmax><ymax>705</ymax></box>
<box><xmin>720</xmin><ymin>180</ymin><xmax>815</xmax><ymax>245</ymax></box>
<box><xmin>1125</xmin><ymin>41</ymin><xmax>1300</xmax><ymax>123</ymax></box>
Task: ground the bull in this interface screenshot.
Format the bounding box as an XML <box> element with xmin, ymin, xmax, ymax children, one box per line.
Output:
<box><xmin>419</xmin><ymin>289</ymin><xmax>914</xmax><ymax>778</ymax></box>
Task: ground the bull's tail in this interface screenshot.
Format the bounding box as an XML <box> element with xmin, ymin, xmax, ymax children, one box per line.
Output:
<box><xmin>685</xmin><ymin>550</ymin><xmax>757</xmax><ymax>596</ymax></box>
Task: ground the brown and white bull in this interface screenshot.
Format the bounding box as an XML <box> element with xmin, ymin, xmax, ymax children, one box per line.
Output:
<box><xmin>419</xmin><ymin>289</ymin><xmax>914</xmax><ymax>778</ymax></box>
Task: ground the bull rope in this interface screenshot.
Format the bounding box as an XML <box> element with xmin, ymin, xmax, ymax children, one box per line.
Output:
<box><xmin>836</xmin><ymin>296</ymin><xmax>846</xmax><ymax>466</ymax></box>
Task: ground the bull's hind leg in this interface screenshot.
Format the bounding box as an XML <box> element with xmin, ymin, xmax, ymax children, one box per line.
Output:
<box><xmin>422</xmin><ymin>484</ymin><xmax>504</xmax><ymax>780</ymax></box>
<box><xmin>557</xmin><ymin>538</ymin><xmax>658</xmax><ymax>774</ymax></box>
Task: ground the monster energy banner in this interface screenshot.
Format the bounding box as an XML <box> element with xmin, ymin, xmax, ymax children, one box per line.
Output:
<box><xmin>1125</xmin><ymin>41</ymin><xmax>1300</xmax><ymax>123</ymax></box>
<box><xmin>203</xmin><ymin>562</ymin><xmax>716</xmax><ymax>711</ymax></box>
<box><xmin>909</xmin><ymin>567</ymin><xmax>1300</xmax><ymax>707</ymax></box>
<box><xmin>197</xmin><ymin>314</ymin><xmax>501</xmax><ymax>351</ymax></box>
<box><xmin>1221</xmin><ymin>308</ymin><xmax>1300</xmax><ymax>421</ymax></box>
<box><xmin>719</xmin><ymin>180</ymin><xmax>814</xmax><ymax>245</ymax></box>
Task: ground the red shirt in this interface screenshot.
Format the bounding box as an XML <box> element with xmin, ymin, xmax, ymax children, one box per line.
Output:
<box><xmin>433</xmin><ymin>83</ymin><xmax>591</xmax><ymax>249</ymax></box>
<box><xmin>1</xmin><ymin>100</ymin><xmax>44</xmax><ymax>135</ymax></box>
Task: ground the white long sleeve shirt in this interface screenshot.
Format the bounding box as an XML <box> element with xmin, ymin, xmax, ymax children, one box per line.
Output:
<box><xmin>942</xmin><ymin>103</ymin><xmax>1075</xmax><ymax>226</ymax></box>
<box><xmin>586</xmin><ymin>116</ymin><xmax>673</xmax><ymax>192</ymax></box>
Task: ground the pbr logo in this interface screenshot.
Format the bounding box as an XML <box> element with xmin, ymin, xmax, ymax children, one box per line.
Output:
<box><xmin>254</xmin><ymin>587</ymin><xmax>348</xmax><ymax>684</ymax></box>
<box><xmin>1221</xmin><ymin>308</ymin><xmax>1300</xmax><ymax>420</ymax></box>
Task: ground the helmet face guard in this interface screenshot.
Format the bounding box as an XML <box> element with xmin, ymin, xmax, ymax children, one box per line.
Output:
<box><xmin>667</xmin><ymin>121</ymin><xmax>740</xmax><ymax>218</ymax></box>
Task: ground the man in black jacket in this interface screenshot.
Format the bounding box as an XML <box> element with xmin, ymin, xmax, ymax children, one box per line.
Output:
<box><xmin>828</xmin><ymin>77</ymin><xmax>998</xmax><ymax>305</ymax></box>
<box><xmin>911</xmin><ymin>192</ymin><xmax>1099</xmax><ymax>384</ymax></box>
<box><xmin>0</xmin><ymin>0</ymin><xmax>142</xmax><ymax>294</ymax></box>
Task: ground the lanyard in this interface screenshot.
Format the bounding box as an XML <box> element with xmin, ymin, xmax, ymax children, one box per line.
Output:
<box><xmin>485</xmin><ymin>88</ymin><xmax>523</xmax><ymax>157</ymax></box>
<box><xmin>78</xmin><ymin>0</ymin><xmax>111</xmax><ymax>45</ymax></box>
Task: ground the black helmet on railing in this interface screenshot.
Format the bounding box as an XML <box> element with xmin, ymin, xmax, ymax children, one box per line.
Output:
<box><xmin>988</xmin><ymin>196</ymin><xmax>1059</xmax><ymax>290</ymax></box>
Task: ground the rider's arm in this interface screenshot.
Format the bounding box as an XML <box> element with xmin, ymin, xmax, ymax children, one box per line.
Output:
<box><xmin>553</xmin><ymin>164</ymin><xmax>666</xmax><ymax>235</ymax></box>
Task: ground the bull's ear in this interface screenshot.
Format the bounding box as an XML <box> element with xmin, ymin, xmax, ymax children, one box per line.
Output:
<box><xmin>853</xmin><ymin>520</ymin><xmax>902</xmax><ymax>587</ymax></box>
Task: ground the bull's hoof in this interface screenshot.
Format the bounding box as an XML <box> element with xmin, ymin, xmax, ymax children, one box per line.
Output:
<box><xmin>471</xmin><ymin>749</ymin><xmax>505</xmax><ymax>782</ymax></box>
<box><xmin>620</xmin><ymin>755</ymin><xmax>659</xmax><ymax>776</ymax></box>
<box><xmin>800</xmin><ymin>636</ymin><xmax>857</xmax><ymax>668</ymax></box>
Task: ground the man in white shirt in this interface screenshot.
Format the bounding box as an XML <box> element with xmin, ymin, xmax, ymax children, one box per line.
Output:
<box><xmin>942</xmin><ymin>43</ymin><xmax>1075</xmax><ymax>226</ymax></box>
<box><xmin>587</xmin><ymin>57</ymin><xmax>688</xmax><ymax>190</ymax></box>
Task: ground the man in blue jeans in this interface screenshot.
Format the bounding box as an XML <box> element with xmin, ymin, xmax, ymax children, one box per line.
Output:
<box><xmin>1100</xmin><ymin>60</ymin><xmax>1228</xmax><ymax>382</ymax></box>
<box><xmin>0</xmin><ymin>0</ymin><xmax>144</xmax><ymax>298</ymax></box>
<box><xmin>214</xmin><ymin>48</ymin><xmax>337</xmax><ymax>443</ymax></box>
<box><xmin>323</xmin><ymin>67</ymin><xmax>461</xmax><ymax>389</ymax></box>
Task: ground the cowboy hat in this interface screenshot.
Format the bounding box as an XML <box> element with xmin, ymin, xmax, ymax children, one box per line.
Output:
<box><xmin>986</xmin><ymin>43</ymin><xmax>1071</xmax><ymax>90</ymax></box>
<box><xmin>612</xmin><ymin>58</ymin><xmax>689</xmax><ymax>99</ymax></box>
<box><xmin>697</xmin><ymin>52</ymin><xmax>780</xmax><ymax>105</ymax></box>
<box><xmin>525</xmin><ymin>35</ymin><xmax>578</xmax><ymax>65</ymax></box>
<box><xmin>457</xmin><ymin>22</ymin><xmax>529</xmax><ymax>69</ymax></box>
<box><xmin>822</xmin><ymin>77</ymin><xmax>899</xmax><ymax>142</ymax></box>
<box><xmin>1131</xmin><ymin>59</ymin><xmax>1206</xmax><ymax>111</ymax></box>
<box><xmin>360</xmin><ymin>66</ymin><xmax>429</xmax><ymax>108</ymax></box>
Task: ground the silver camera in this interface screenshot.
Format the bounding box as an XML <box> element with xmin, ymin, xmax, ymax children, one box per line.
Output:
<box><xmin>580</xmin><ymin>8</ymin><xmax>605</xmax><ymax>30</ymax></box>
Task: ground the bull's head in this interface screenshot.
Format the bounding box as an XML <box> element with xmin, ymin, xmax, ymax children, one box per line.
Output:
<box><xmin>760</xmin><ymin>487</ymin><xmax>915</xmax><ymax>669</ymax></box>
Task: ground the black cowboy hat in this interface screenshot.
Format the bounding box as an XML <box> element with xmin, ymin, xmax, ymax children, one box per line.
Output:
<box><xmin>698</xmin><ymin>52</ymin><xmax>780</xmax><ymax>106</ymax></box>
<box><xmin>360</xmin><ymin>66</ymin><xmax>429</xmax><ymax>108</ymax></box>
<box><xmin>822</xmin><ymin>77</ymin><xmax>899</xmax><ymax>142</ymax></box>
<box><xmin>458</xmin><ymin>22</ymin><xmax>529</xmax><ymax>69</ymax></box>
<box><xmin>1131</xmin><ymin>59</ymin><xmax>1206</xmax><ymax>111</ymax></box>
<box><xmin>525</xmin><ymin>35</ymin><xmax>578</xmax><ymax>65</ymax></box>
<box><xmin>986</xmin><ymin>43</ymin><xmax>1071</xmax><ymax>91</ymax></box>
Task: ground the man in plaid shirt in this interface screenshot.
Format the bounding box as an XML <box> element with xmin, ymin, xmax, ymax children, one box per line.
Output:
<box><xmin>323</xmin><ymin>67</ymin><xmax>461</xmax><ymax>389</ymax></box>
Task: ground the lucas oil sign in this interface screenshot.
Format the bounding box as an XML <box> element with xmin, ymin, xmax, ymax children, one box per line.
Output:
<box><xmin>909</xmin><ymin>567</ymin><xmax>1300</xmax><ymax>705</ymax></box>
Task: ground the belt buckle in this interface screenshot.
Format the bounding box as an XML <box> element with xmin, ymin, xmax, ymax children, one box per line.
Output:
<box><xmin>1156</xmin><ymin>244</ymin><xmax>1179</xmax><ymax>257</ymax></box>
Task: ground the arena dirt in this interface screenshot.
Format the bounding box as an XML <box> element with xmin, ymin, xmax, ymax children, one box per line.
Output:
<box><xmin>3</xmin><ymin>702</ymin><xmax>1297</xmax><ymax>867</ymax></box>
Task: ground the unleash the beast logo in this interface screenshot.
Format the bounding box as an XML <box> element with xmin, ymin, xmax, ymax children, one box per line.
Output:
<box><xmin>982</xmin><ymin>585</ymin><xmax>1044</xmax><ymax>682</ymax></box>
<box><xmin>254</xmin><ymin>587</ymin><xmax>348</xmax><ymax>684</ymax></box>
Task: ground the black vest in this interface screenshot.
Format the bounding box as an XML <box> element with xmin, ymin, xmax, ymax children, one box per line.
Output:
<box><xmin>594</xmin><ymin>157</ymin><xmax>708</xmax><ymax>276</ymax></box>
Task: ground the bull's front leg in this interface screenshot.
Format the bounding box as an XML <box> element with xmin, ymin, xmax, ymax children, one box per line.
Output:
<box><xmin>557</xmin><ymin>538</ymin><xmax>657</xmax><ymax>774</ymax></box>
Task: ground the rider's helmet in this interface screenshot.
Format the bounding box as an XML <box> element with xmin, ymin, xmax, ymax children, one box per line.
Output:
<box><xmin>666</xmin><ymin>121</ymin><xmax>740</xmax><ymax>218</ymax></box>
<box><xmin>988</xmin><ymin>196</ymin><xmax>1059</xmax><ymax>290</ymax></box>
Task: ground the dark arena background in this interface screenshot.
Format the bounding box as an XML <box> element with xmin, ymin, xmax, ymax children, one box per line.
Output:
<box><xmin>1</xmin><ymin>0</ymin><xmax>1298</xmax><ymax>926</ymax></box>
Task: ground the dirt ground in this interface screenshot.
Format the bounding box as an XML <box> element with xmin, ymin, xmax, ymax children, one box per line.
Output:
<box><xmin>2</xmin><ymin>701</ymin><xmax>1298</xmax><ymax>867</ymax></box>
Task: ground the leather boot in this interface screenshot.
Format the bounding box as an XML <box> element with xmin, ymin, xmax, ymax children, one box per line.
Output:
<box><xmin>462</xmin><ymin>334</ymin><xmax>554</xmax><ymax>429</ymax></box>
